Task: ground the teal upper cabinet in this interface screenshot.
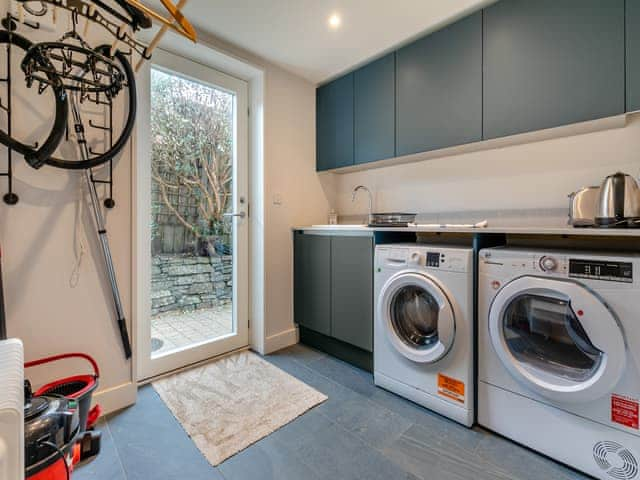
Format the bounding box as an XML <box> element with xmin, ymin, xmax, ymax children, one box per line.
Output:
<box><xmin>316</xmin><ymin>74</ymin><xmax>354</xmax><ymax>171</ymax></box>
<box><xmin>628</xmin><ymin>0</ymin><xmax>640</xmax><ymax>112</ymax></box>
<box><xmin>396</xmin><ymin>13</ymin><xmax>482</xmax><ymax>156</ymax></box>
<box><xmin>354</xmin><ymin>54</ymin><xmax>396</xmax><ymax>164</ymax></box>
<box><xmin>483</xmin><ymin>0</ymin><xmax>625</xmax><ymax>139</ymax></box>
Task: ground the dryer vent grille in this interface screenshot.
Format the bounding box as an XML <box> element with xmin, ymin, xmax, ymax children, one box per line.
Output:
<box><xmin>593</xmin><ymin>441</ymin><xmax>639</xmax><ymax>479</ymax></box>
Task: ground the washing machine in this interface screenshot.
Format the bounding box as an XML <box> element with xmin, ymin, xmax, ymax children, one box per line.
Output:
<box><xmin>479</xmin><ymin>247</ymin><xmax>640</xmax><ymax>480</ymax></box>
<box><xmin>374</xmin><ymin>244</ymin><xmax>474</xmax><ymax>426</ymax></box>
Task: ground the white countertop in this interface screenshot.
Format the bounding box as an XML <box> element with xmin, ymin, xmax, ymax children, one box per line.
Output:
<box><xmin>294</xmin><ymin>224</ymin><xmax>640</xmax><ymax>237</ymax></box>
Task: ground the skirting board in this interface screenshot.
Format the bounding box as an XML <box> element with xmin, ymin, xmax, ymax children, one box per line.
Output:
<box><xmin>93</xmin><ymin>381</ymin><xmax>137</xmax><ymax>415</ymax></box>
<box><xmin>263</xmin><ymin>327</ymin><xmax>299</xmax><ymax>354</ymax></box>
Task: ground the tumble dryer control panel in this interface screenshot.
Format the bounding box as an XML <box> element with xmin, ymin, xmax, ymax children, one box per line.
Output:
<box><xmin>480</xmin><ymin>248</ymin><xmax>640</xmax><ymax>285</ymax></box>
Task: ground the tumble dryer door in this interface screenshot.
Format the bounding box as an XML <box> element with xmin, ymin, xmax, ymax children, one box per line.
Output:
<box><xmin>378</xmin><ymin>271</ymin><xmax>455</xmax><ymax>364</ymax></box>
<box><xmin>489</xmin><ymin>276</ymin><xmax>627</xmax><ymax>403</ymax></box>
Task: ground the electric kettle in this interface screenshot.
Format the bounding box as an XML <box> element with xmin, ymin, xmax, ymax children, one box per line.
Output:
<box><xmin>595</xmin><ymin>172</ymin><xmax>640</xmax><ymax>227</ymax></box>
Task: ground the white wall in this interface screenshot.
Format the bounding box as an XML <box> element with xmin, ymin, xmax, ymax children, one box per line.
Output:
<box><xmin>262</xmin><ymin>66</ymin><xmax>332</xmax><ymax>347</ymax></box>
<box><xmin>0</xmin><ymin>10</ymin><xmax>331</xmax><ymax>413</ymax></box>
<box><xmin>0</xmin><ymin>12</ymin><xmax>135</xmax><ymax>412</ymax></box>
<box><xmin>185</xmin><ymin>31</ymin><xmax>334</xmax><ymax>353</ymax></box>
<box><xmin>333</xmin><ymin>115</ymin><xmax>640</xmax><ymax>224</ymax></box>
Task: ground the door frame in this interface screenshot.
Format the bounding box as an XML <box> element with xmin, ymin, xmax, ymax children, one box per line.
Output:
<box><xmin>134</xmin><ymin>47</ymin><xmax>249</xmax><ymax>381</ymax></box>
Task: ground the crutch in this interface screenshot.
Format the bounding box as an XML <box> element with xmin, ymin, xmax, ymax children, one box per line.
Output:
<box><xmin>69</xmin><ymin>92</ymin><xmax>132</xmax><ymax>359</ymax></box>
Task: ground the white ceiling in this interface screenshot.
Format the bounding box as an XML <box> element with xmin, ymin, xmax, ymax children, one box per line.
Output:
<box><xmin>172</xmin><ymin>0</ymin><xmax>495</xmax><ymax>84</ymax></box>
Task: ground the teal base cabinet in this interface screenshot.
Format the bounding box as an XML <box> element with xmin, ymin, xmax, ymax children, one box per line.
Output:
<box><xmin>628</xmin><ymin>0</ymin><xmax>640</xmax><ymax>112</ymax></box>
<box><xmin>331</xmin><ymin>236</ymin><xmax>374</xmax><ymax>351</ymax></box>
<box><xmin>294</xmin><ymin>232</ymin><xmax>374</xmax><ymax>369</ymax></box>
<box><xmin>294</xmin><ymin>233</ymin><xmax>331</xmax><ymax>336</ymax></box>
<box><xmin>483</xmin><ymin>0</ymin><xmax>625</xmax><ymax>139</ymax></box>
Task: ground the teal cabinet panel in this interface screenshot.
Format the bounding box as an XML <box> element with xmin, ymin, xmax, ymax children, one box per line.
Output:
<box><xmin>396</xmin><ymin>12</ymin><xmax>482</xmax><ymax>156</ymax></box>
<box><xmin>316</xmin><ymin>74</ymin><xmax>354</xmax><ymax>170</ymax></box>
<box><xmin>330</xmin><ymin>236</ymin><xmax>374</xmax><ymax>352</ymax></box>
<box><xmin>354</xmin><ymin>53</ymin><xmax>396</xmax><ymax>164</ymax></box>
<box><xmin>294</xmin><ymin>233</ymin><xmax>331</xmax><ymax>336</ymax></box>
<box><xmin>628</xmin><ymin>0</ymin><xmax>640</xmax><ymax>112</ymax></box>
<box><xmin>483</xmin><ymin>0</ymin><xmax>624</xmax><ymax>139</ymax></box>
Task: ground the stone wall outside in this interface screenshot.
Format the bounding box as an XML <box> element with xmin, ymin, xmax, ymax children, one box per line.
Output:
<box><xmin>151</xmin><ymin>254</ymin><xmax>232</xmax><ymax>316</ymax></box>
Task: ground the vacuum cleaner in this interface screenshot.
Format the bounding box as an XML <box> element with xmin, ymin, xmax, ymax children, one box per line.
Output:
<box><xmin>23</xmin><ymin>354</ymin><xmax>103</xmax><ymax>479</ymax></box>
<box><xmin>0</xmin><ymin>246</ymin><xmax>102</xmax><ymax>479</ymax></box>
<box><xmin>24</xmin><ymin>381</ymin><xmax>81</xmax><ymax>480</ymax></box>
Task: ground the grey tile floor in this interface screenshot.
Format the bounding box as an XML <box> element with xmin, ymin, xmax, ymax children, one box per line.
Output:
<box><xmin>74</xmin><ymin>344</ymin><xmax>590</xmax><ymax>480</ymax></box>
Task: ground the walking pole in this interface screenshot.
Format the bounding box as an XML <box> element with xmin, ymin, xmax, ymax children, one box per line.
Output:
<box><xmin>70</xmin><ymin>92</ymin><xmax>132</xmax><ymax>359</ymax></box>
<box><xmin>0</xmin><ymin>245</ymin><xmax>7</xmax><ymax>341</ymax></box>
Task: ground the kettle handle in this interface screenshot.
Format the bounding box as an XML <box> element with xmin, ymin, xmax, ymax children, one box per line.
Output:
<box><xmin>612</xmin><ymin>172</ymin><xmax>626</xmax><ymax>220</ymax></box>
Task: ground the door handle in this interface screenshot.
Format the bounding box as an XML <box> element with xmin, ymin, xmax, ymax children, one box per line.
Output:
<box><xmin>224</xmin><ymin>211</ymin><xmax>246</xmax><ymax>219</ymax></box>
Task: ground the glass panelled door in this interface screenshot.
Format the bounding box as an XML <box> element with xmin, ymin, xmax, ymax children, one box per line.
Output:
<box><xmin>136</xmin><ymin>49</ymin><xmax>249</xmax><ymax>380</ymax></box>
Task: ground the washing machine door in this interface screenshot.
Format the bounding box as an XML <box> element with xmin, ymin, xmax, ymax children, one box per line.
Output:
<box><xmin>378</xmin><ymin>271</ymin><xmax>455</xmax><ymax>364</ymax></box>
<box><xmin>489</xmin><ymin>276</ymin><xmax>627</xmax><ymax>403</ymax></box>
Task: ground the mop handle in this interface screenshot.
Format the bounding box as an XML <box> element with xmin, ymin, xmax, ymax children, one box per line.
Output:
<box><xmin>71</xmin><ymin>95</ymin><xmax>132</xmax><ymax>359</ymax></box>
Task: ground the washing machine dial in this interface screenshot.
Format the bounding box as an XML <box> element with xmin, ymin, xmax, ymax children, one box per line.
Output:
<box><xmin>410</xmin><ymin>252</ymin><xmax>423</xmax><ymax>265</ymax></box>
<box><xmin>539</xmin><ymin>256</ymin><xmax>558</xmax><ymax>272</ymax></box>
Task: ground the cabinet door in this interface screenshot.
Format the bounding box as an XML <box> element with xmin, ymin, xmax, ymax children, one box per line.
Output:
<box><xmin>483</xmin><ymin>0</ymin><xmax>624</xmax><ymax>139</ymax></box>
<box><xmin>294</xmin><ymin>233</ymin><xmax>331</xmax><ymax>336</ymax></box>
<box><xmin>396</xmin><ymin>12</ymin><xmax>482</xmax><ymax>156</ymax></box>
<box><xmin>316</xmin><ymin>74</ymin><xmax>354</xmax><ymax>171</ymax></box>
<box><xmin>354</xmin><ymin>53</ymin><xmax>395</xmax><ymax>164</ymax></box>
<box><xmin>330</xmin><ymin>236</ymin><xmax>373</xmax><ymax>352</ymax></box>
<box><xmin>628</xmin><ymin>0</ymin><xmax>640</xmax><ymax>112</ymax></box>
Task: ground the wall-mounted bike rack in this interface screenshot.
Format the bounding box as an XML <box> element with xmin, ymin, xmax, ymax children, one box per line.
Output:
<box><xmin>0</xmin><ymin>13</ymin><xmax>40</xmax><ymax>205</ymax></box>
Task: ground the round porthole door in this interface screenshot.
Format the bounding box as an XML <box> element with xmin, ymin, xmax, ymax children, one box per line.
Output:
<box><xmin>488</xmin><ymin>276</ymin><xmax>627</xmax><ymax>403</ymax></box>
<box><xmin>378</xmin><ymin>271</ymin><xmax>455</xmax><ymax>363</ymax></box>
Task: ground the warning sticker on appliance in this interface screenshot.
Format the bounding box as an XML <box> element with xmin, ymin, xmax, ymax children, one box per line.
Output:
<box><xmin>611</xmin><ymin>394</ymin><xmax>639</xmax><ymax>430</ymax></box>
<box><xmin>438</xmin><ymin>374</ymin><xmax>465</xmax><ymax>404</ymax></box>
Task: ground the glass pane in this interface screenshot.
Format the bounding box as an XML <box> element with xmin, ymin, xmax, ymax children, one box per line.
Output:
<box><xmin>390</xmin><ymin>286</ymin><xmax>440</xmax><ymax>349</ymax></box>
<box><xmin>502</xmin><ymin>294</ymin><xmax>603</xmax><ymax>382</ymax></box>
<box><xmin>149</xmin><ymin>67</ymin><xmax>234</xmax><ymax>358</ymax></box>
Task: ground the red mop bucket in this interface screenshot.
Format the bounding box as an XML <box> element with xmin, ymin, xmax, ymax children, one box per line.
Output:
<box><xmin>25</xmin><ymin>353</ymin><xmax>102</xmax><ymax>431</ymax></box>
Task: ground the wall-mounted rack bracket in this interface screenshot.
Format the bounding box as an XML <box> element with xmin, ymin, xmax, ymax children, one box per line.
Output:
<box><xmin>1</xmin><ymin>12</ymin><xmax>42</xmax><ymax>205</ymax></box>
<box><xmin>81</xmin><ymin>92</ymin><xmax>115</xmax><ymax>209</ymax></box>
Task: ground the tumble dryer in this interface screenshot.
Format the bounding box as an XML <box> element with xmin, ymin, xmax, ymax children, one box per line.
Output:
<box><xmin>479</xmin><ymin>247</ymin><xmax>640</xmax><ymax>480</ymax></box>
<box><xmin>374</xmin><ymin>244</ymin><xmax>474</xmax><ymax>426</ymax></box>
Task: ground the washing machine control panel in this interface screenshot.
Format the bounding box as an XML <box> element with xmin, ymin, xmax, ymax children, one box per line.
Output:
<box><xmin>378</xmin><ymin>246</ymin><xmax>470</xmax><ymax>273</ymax></box>
<box><xmin>426</xmin><ymin>252</ymin><xmax>440</xmax><ymax>267</ymax></box>
<box><xmin>407</xmin><ymin>250</ymin><xmax>444</xmax><ymax>268</ymax></box>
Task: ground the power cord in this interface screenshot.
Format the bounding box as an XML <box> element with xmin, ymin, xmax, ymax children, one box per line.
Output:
<box><xmin>70</xmin><ymin>180</ymin><xmax>86</xmax><ymax>288</ymax></box>
<box><xmin>40</xmin><ymin>440</ymin><xmax>71</xmax><ymax>480</ymax></box>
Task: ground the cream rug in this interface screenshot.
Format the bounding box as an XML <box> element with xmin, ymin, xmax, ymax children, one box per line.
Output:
<box><xmin>152</xmin><ymin>350</ymin><xmax>327</xmax><ymax>465</ymax></box>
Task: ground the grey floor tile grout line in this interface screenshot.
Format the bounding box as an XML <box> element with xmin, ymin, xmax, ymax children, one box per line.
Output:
<box><xmin>75</xmin><ymin>345</ymin><xmax>587</xmax><ymax>480</ymax></box>
<box><xmin>312</xmin><ymin>406</ymin><xmax>419</xmax><ymax>477</ymax></box>
<box><xmin>102</xmin><ymin>418</ymin><xmax>129</xmax><ymax>480</ymax></box>
<box><xmin>268</xmin><ymin>352</ymin><xmax>426</xmax><ymax>472</ymax></box>
<box><xmin>274</xmin><ymin>351</ymin><xmax>533</xmax><ymax>479</ymax></box>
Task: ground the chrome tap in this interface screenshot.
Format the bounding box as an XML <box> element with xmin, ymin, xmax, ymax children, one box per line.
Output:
<box><xmin>352</xmin><ymin>185</ymin><xmax>373</xmax><ymax>225</ymax></box>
